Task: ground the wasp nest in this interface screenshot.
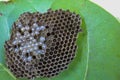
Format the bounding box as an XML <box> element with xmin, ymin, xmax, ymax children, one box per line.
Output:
<box><xmin>4</xmin><ymin>9</ymin><xmax>82</xmax><ymax>79</ymax></box>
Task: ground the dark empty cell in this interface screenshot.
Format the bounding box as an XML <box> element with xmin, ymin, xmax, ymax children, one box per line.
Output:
<box><xmin>74</xmin><ymin>45</ymin><xmax>77</xmax><ymax>49</ymax></box>
<box><xmin>65</xmin><ymin>51</ymin><xmax>68</xmax><ymax>55</ymax></box>
<box><xmin>44</xmin><ymin>72</ymin><xmax>47</xmax><ymax>75</ymax></box>
<box><xmin>67</xmin><ymin>32</ymin><xmax>70</xmax><ymax>36</ymax></box>
<box><xmin>63</xmin><ymin>44</ymin><xmax>67</xmax><ymax>47</ymax></box>
<box><xmin>62</xmin><ymin>48</ymin><xmax>66</xmax><ymax>52</ymax></box>
<box><xmin>58</xmin><ymin>49</ymin><xmax>61</xmax><ymax>53</ymax></box>
<box><xmin>48</xmin><ymin>56</ymin><xmax>52</xmax><ymax>59</ymax></box>
<box><xmin>67</xmin><ymin>21</ymin><xmax>70</xmax><ymax>24</ymax></box>
<box><xmin>69</xmin><ymin>39</ymin><xmax>72</xmax><ymax>42</ymax></box>
<box><xmin>64</xmin><ymin>56</ymin><xmax>67</xmax><ymax>58</ymax></box>
<box><xmin>51</xmin><ymin>74</ymin><xmax>55</xmax><ymax>76</ymax></box>
<box><xmin>38</xmin><ymin>45</ymin><xmax>42</xmax><ymax>49</ymax></box>
<box><xmin>57</xmin><ymin>16</ymin><xmax>60</xmax><ymax>19</ymax></box>
<box><xmin>21</xmin><ymin>32</ymin><xmax>24</xmax><ymax>35</ymax></box>
<box><xmin>54</xmin><ymin>50</ymin><xmax>57</xmax><ymax>54</ymax></box>
<box><xmin>15</xmin><ymin>60</ymin><xmax>18</xmax><ymax>63</ymax></box>
<box><xmin>46</xmin><ymin>49</ymin><xmax>50</xmax><ymax>52</ymax></box>
<box><xmin>46</xmin><ymin>75</ymin><xmax>50</xmax><ymax>78</ymax></box>
<box><xmin>34</xmin><ymin>35</ymin><xmax>38</xmax><ymax>39</ymax></box>
<box><xmin>75</xmin><ymin>28</ymin><xmax>80</xmax><ymax>32</ymax></box>
<box><xmin>46</xmin><ymin>26</ymin><xmax>49</xmax><ymax>28</ymax></box>
<box><xmin>58</xmin><ymin>23</ymin><xmax>62</xmax><ymax>27</ymax></box>
<box><xmin>54</xmin><ymin>62</ymin><xmax>58</xmax><ymax>65</ymax></box>
<box><xmin>32</xmin><ymin>75</ymin><xmax>35</xmax><ymax>78</ymax></box>
<box><xmin>53</xmin><ymin>17</ymin><xmax>56</xmax><ymax>20</ymax></box>
<box><xmin>68</xmin><ymin>28</ymin><xmax>72</xmax><ymax>31</ymax></box>
<box><xmin>40</xmin><ymin>73</ymin><xmax>44</xmax><ymax>76</ymax></box>
<box><xmin>72</xmin><ymin>53</ymin><xmax>75</xmax><ymax>57</ymax></box>
<box><xmin>70</xmin><ymin>57</ymin><xmax>74</xmax><ymax>60</ymax></box>
<box><xmin>62</xmin><ymin>64</ymin><xmax>65</xmax><ymax>67</ymax></box>
<box><xmin>56</xmin><ymin>58</ymin><xmax>59</xmax><ymax>61</ymax></box>
<box><xmin>28</xmin><ymin>29</ymin><xmax>32</xmax><ymax>33</ymax></box>
<box><xmin>50</xmin><ymin>47</ymin><xmax>54</xmax><ymax>51</ymax></box>
<box><xmin>47</xmin><ymin>60</ymin><xmax>51</xmax><ymax>63</ymax></box>
<box><xmin>54</xmin><ymin>35</ymin><xmax>57</xmax><ymax>38</ymax></box>
<box><xmin>61</xmin><ymin>53</ymin><xmax>64</xmax><ymax>56</ymax></box>
<box><xmin>53</xmin><ymin>39</ymin><xmax>56</xmax><ymax>42</ymax></box>
<box><xmin>64</xmin><ymin>66</ymin><xmax>68</xmax><ymax>69</ymax></box>
<box><xmin>57</xmin><ymin>65</ymin><xmax>61</xmax><ymax>68</ymax></box>
<box><xmin>39</xmin><ymin>62</ymin><xmax>42</xmax><ymax>65</ymax></box>
<box><xmin>55</xmin><ymin>46</ymin><xmax>58</xmax><ymax>49</ymax></box>
<box><xmin>66</xmin><ymin>62</ymin><xmax>69</xmax><ymax>65</ymax></box>
<box><xmin>49</xmin><ymin>52</ymin><xmax>53</xmax><ymax>55</ymax></box>
<box><xmin>53</xmin><ymin>54</ymin><xmax>56</xmax><ymax>58</ymax></box>
<box><xmin>62</xmin><ymin>22</ymin><xmax>66</xmax><ymax>25</ymax></box>
<box><xmin>59</xmin><ymin>61</ymin><xmax>62</xmax><ymax>64</ymax></box>
<box><xmin>45</xmin><ymin>53</ymin><xmax>49</xmax><ymax>56</ymax></box>
<box><xmin>51</xmin><ymin>32</ymin><xmax>55</xmax><ymax>35</ymax></box>
<box><xmin>44</xmin><ymin>68</ymin><xmax>49</xmax><ymax>72</ymax></box>
<box><xmin>55</xmin><ymin>72</ymin><xmax>59</xmax><ymax>76</ymax></box>
<box><xmin>49</xmin><ymin>67</ymin><xmax>53</xmax><ymax>71</ymax></box>
<box><xmin>67</xmin><ymin>59</ymin><xmax>70</xmax><ymax>62</ymax></box>
<box><xmin>73</xmin><ymin>48</ymin><xmax>76</xmax><ymax>52</ymax></box>
<box><xmin>55</xmin><ymin>30</ymin><xmax>59</xmax><ymax>34</ymax></box>
<box><xmin>37</xmin><ymin>70</ymin><xmax>40</xmax><ymax>74</ymax></box>
<box><xmin>44</xmin><ymin>57</ymin><xmax>48</xmax><ymax>60</ymax></box>
<box><xmin>69</xmin><ymin>50</ymin><xmax>72</xmax><ymax>53</ymax></box>
<box><xmin>25</xmin><ymin>53</ymin><xmax>29</xmax><ymax>58</ymax></box>
<box><xmin>55</xmin><ymin>20</ymin><xmax>58</xmax><ymax>23</ymax></box>
<box><xmin>48</xmin><ymin>17</ymin><xmax>52</xmax><ymax>21</ymax></box>
<box><xmin>61</xmin><ymin>26</ymin><xmax>64</xmax><ymax>29</ymax></box>
<box><xmin>63</xmin><ymin>59</ymin><xmax>66</xmax><ymax>63</ymax></box>
<box><xmin>47</xmin><ymin>33</ymin><xmax>50</xmax><ymax>36</ymax></box>
<box><xmin>52</xmin><ymin>70</ymin><xmax>56</xmax><ymax>73</ymax></box>
<box><xmin>56</xmin><ymin>69</ymin><xmax>60</xmax><ymax>72</ymax></box>
<box><xmin>65</xmin><ymin>40</ymin><xmax>68</xmax><ymax>43</ymax></box>
<box><xmin>32</xmin><ymin>55</ymin><xmax>36</xmax><ymax>59</ymax></box>
<box><xmin>57</xmin><ymin>54</ymin><xmax>60</xmax><ymax>57</ymax></box>
<box><xmin>59</xmin><ymin>34</ymin><xmax>62</xmax><ymax>37</ymax></box>
<box><xmin>46</xmin><ymin>64</ymin><xmax>50</xmax><ymax>68</ymax></box>
<box><xmin>74</xmin><ymin>33</ymin><xmax>77</xmax><ymax>37</ymax></box>
<box><xmin>75</xmin><ymin>18</ymin><xmax>78</xmax><ymax>22</ymax></box>
<box><xmin>73</xmin><ymin>38</ymin><xmax>76</xmax><ymax>41</ymax></box>
<box><xmin>14</xmin><ymin>45</ymin><xmax>17</xmax><ymax>48</ymax></box>
<box><xmin>78</xmin><ymin>21</ymin><xmax>80</xmax><ymax>24</ymax></box>
<box><xmin>53</xmin><ymin>66</ymin><xmax>57</xmax><ymax>69</ymax></box>
<box><xmin>38</xmin><ymin>66</ymin><xmax>41</xmax><ymax>69</ymax></box>
<box><xmin>43</xmin><ymin>61</ymin><xmax>46</xmax><ymax>64</ymax></box>
<box><xmin>61</xmin><ymin>41</ymin><xmax>63</xmax><ymax>44</ymax></box>
<box><xmin>17</xmin><ymin>55</ymin><xmax>20</xmax><ymax>59</ymax></box>
<box><xmin>71</xmin><ymin>46</ymin><xmax>74</xmax><ymax>49</ymax></box>
<box><xmin>60</xmin><ymin>30</ymin><xmax>63</xmax><ymax>33</ymax></box>
<box><xmin>64</xmin><ymin>29</ymin><xmax>67</xmax><ymax>33</ymax></box>
<box><xmin>70</xmin><ymin>35</ymin><xmax>73</xmax><ymax>38</ymax></box>
<box><xmin>50</xmin><ymin>63</ymin><xmax>54</xmax><ymax>66</ymax></box>
<box><xmin>56</xmin><ymin>42</ymin><xmax>59</xmax><ymax>45</ymax></box>
<box><xmin>41</xmin><ymin>69</ymin><xmax>44</xmax><ymax>72</ymax></box>
<box><xmin>71</xmin><ymin>31</ymin><xmax>74</xmax><ymax>34</ymax></box>
<box><xmin>63</xmin><ymin>32</ymin><xmax>66</xmax><ymax>36</ymax></box>
<box><xmin>53</xmin><ymin>25</ymin><xmax>57</xmax><ymax>29</ymax></box>
<box><xmin>72</xmin><ymin>42</ymin><xmax>75</xmax><ymax>45</ymax></box>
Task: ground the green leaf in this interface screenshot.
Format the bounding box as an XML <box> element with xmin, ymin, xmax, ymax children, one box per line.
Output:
<box><xmin>0</xmin><ymin>0</ymin><xmax>120</xmax><ymax>80</ymax></box>
<box><xmin>0</xmin><ymin>64</ymin><xmax>16</xmax><ymax>80</ymax></box>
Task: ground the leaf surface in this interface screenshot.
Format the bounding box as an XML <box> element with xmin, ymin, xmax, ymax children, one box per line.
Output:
<box><xmin>0</xmin><ymin>0</ymin><xmax>120</xmax><ymax>80</ymax></box>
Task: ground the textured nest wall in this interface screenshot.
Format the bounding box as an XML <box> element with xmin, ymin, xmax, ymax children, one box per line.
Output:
<box><xmin>4</xmin><ymin>9</ymin><xmax>82</xmax><ymax>79</ymax></box>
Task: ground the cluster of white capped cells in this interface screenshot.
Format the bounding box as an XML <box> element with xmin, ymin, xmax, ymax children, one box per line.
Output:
<box><xmin>12</xmin><ymin>23</ymin><xmax>47</xmax><ymax>62</ymax></box>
